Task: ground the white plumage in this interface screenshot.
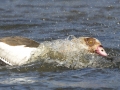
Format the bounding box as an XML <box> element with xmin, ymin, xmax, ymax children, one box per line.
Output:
<box><xmin>0</xmin><ymin>36</ymin><xmax>107</xmax><ymax>66</ymax></box>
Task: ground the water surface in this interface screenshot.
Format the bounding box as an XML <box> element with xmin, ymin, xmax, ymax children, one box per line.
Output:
<box><xmin>0</xmin><ymin>0</ymin><xmax>120</xmax><ymax>90</ymax></box>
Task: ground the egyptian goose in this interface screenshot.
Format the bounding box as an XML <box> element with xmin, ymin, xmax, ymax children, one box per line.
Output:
<box><xmin>0</xmin><ymin>36</ymin><xmax>107</xmax><ymax>66</ymax></box>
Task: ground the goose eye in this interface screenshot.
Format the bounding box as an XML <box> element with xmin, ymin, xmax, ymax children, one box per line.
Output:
<box><xmin>85</xmin><ymin>38</ymin><xmax>95</xmax><ymax>46</ymax></box>
<box><xmin>88</xmin><ymin>40</ymin><xmax>94</xmax><ymax>45</ymax></box>
<box><xmin>87</xmin><ymin>39</ymin><xmax>95</xmax><ymax>46</ymax></box>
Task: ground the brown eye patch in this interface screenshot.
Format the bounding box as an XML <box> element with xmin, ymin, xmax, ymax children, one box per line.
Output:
<box><xmin>84</xmin><ymin>37</ymin><xmax>95</xmax><ymax>47</ymax></box>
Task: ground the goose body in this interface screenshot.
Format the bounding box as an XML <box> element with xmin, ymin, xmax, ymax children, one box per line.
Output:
<box><xmin>0</xmin><ymin>36</ymin><xmax>107</xmax><ymax>66</ymax></box>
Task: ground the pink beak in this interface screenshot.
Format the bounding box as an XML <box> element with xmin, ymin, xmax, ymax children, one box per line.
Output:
<box><xmin>95</xmin><ymin>46</ymin><xmax>108</xmax><ymax>57</ymax></box>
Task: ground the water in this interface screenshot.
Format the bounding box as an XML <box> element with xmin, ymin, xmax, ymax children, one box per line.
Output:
<box><xmin>0</xmin><ymin>0</ymin><xmax>120</xmax><ymax>90</ymax></box>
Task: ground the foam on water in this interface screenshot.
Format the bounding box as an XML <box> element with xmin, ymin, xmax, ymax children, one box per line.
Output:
<box><xmin>27</xmin><ymin>36</ymin><xmax>119</xmax><ymax>69</ymax></box>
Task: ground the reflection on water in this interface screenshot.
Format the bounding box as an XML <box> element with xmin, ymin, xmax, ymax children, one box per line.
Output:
<box><xmin>0</xmin><ymin>0</ymin><xmax>120</xmax><ymax>90</ymax></box>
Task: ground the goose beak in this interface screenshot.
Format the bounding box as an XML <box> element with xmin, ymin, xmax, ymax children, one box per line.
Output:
<box><xmin>95</xmin><ymin>45</ymin><xmax>108</xmax><ymax>57</ymax></box>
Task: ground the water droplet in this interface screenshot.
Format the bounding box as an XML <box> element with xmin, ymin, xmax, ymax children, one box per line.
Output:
<box><xmin>42</xmin><ymin>18</ymin><xmax>45</xmax><ymax>21</ymax></box>
<box><xmin>117</xmin><ymin>22</ymin><xmax>120</xmax><ymax>25</ymax></box>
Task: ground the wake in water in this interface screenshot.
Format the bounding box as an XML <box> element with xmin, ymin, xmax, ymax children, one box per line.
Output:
<box><xmin>32</xmin><ymin>50</ymin><xmax>120</xmax><ymax>69</ymax></box>
<box><xmin>0</xmin><ymin>35</ymin><xmax>119</xmax><ymax>69</ymax></box>
<box><xmin>28</xmin><ymin>36</ymin><xmax>120</xmax><ymax>69</ymax></box>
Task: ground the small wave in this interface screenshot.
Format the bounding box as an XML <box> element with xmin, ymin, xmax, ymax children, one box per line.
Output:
<box><xmin>0</xmin><ymin>52</ymin><xmax>119</xmax><ymax>72</ymax></box>
<box><xmin>0</xmin><ymin>35</ymin><xmax>120</xmax><ymax>70</ymax></box>
<box><xmin>29</xmin><ymin>49</ymin><xmax>120</xmax><ymax>70</ymax></box>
